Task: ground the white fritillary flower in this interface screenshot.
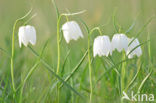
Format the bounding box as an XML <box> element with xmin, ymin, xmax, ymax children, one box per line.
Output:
<box><xmin>111</xmin><ymin>34</ymin><xmax>129</xmax><ymax>52</ymax></box>
<box><xmin>93</xmin><ymin>35</ymin><xmax>112</xmax><ymax>57</ymax></box>
<box><xmin>62</xmin><ymin>21</ymin><xmax>83</xmax><ymax>43</ymax></box>
<box><xmin>18</xmin><ymin>25</ymin><xmax>36</xmax><ymax>47</ymax></box>
<box><xmin>126</xmin><ymin>38</ymin><xmax>142</xmax><ymax>59</ymax></box>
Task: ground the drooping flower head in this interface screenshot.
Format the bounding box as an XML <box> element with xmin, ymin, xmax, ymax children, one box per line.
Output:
<box><xmin>62</xmin><ymin>21</ymin><xmax>83</xmax><ymax>43</ymax></box>
<box><xmin>126</xmin><ymin>38</ymin><xmax>142</xmax><ymax>59</ymax></box>
<box><xmin>111</xmin><ymin>34</ymin><xmax>129</xmax><ymax>52</ymax></box>
<box><xmin>18</xmin><ymin>25</ymin><xmax>36</xmax><ymax>47</ymax></box>
<box><xmin>93</xmin><ymin>35</ymin><xmax>112</xmax><ymax>57</ymax></box>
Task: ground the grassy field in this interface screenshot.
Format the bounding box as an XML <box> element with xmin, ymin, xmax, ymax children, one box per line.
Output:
<box><xmin>0</xmin><ymin>0</ymin><xmax>156</xmax><ymax>103</ymax></box>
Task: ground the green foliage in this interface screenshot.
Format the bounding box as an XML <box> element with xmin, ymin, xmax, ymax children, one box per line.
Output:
<box><xmin>0</xmin><ymin>0</ymin><xmax>156</xmax><ymax>103</ymax></box>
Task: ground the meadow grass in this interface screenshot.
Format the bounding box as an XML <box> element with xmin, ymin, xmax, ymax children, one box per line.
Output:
<box><xmin>0</xmin><ymin>0</ymin><xmax>156</xmax><ymax>103</ymax></box>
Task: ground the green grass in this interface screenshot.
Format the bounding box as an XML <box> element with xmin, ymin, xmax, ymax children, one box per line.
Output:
<box><xmin>0</xmin><ymin>0</ymin><xmax>156</xmax><ymax>103</ymax></box>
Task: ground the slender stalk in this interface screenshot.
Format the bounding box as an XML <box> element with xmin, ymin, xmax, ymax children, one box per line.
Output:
<box><xmin>10</xmin><ymin>8</ymin><xmax>33</xmax><ymax>97</ymax></box>
<box><xmin>56</xmin><ymin>15</ymin><xmax>61</xmax><ymax>77</ymax></box>
<box><xmin>88</xmin><ymin>36</ymin><xmax>93</xmax><ymax>103</ymax></box>
<box><xmin>90</xmin><ymin>27</ymin><xmax>102</xmax><ymax>36</ymax></box>
<box><xmin>55</xmin><ymin>14</ymin><xmax>69</xmax><ymax>103</ymax></box>
<box><xmin>147</xmin><ymin>29</ymin><xmax>151</xmax><ymax>64</ymax></box>
<box><xmin>87</xmin><ymin>27</ymin><xmax>102</xmax><ymax>103</ymax></box>
<box><xmin>121</xmin><ymin>51</ymin><xmax>126</xmax><ymax>102</ymax></box>
<box><xmin>53</xmin><ymin>9</ymin><xmax>86</xmax><ymax>101</ymax></box>
<box><xmin>11</xmin><ymin>20</ymin><xmax>18</xmax><ymax>93</ymax></box>
<box><xmin>56</xmin><ymin>15</ymin><xmax>62</xmax><ymax>103</ymax></box>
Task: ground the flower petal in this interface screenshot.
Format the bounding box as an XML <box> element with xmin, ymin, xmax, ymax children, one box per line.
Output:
<box><xmin>93</xmin><ymin>35</ymin><xmax>111</xmax><ymax>57</ymax></box>
<box><xmin>25</xmin><ymin>25</ymin><xmax>36</xmax><ymax>45</ymax></box>
<box><xmin>18</xmin><ymin>26</ymin><xmax>25</xmax><ymax>48</ymax></box>
<box><xmin>111</xmin><ymin>34</ymin><xmax>128</xmax><ymax>52</ymax></box>
<box><xmin>62</xmin><ymin>21</ymin><xmax>83</xmax><ymax>43</ymax></box>
<box><xmin>126</xmin><ymin>38</ymin><xmax>142</xmax><ymax>59</ymax></box>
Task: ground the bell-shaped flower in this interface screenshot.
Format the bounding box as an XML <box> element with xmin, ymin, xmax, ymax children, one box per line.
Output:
<box><xmin>62</xmin><ymin>21</ymin><xmax>83</xmax><ymax>43</ymax></box>
<box><xmin>18</xmin><ymin>25</ymin><xmax>36</xmax><ymax>48</ymax></box>
<box><xmin>111</xmin><ymin>34</ymin><xmax>129</xmax><ymax>52</ymax></box>
<box><xmin>93</xmin><ymin>35</ymin><xmax>112</xmax><ymax>57</ymax></box>
<box><xmin>126</xmin><ymin>38</ymin><xmax>142</xmax><ymax>59</ymax></box>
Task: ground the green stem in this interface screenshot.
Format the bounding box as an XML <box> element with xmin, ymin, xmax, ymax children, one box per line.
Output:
<box><xmin>121</xmin><ymin>51</ymin><xmax>126</xmax><ymax>102</ymax></box>
<box><xmin>56</xmin><ymin>14</ymin><xmax>70</xmax><ymax>103</ymax></box>
<box><xmin>87</xmin><ymin>27</ymin><xmax>102</xmax><ymax>103</ymax></box>
<box><xmin>147</xmin><ymin>30</ymin><xmax>151</xmax><ymax>64</ymax></box>
<box><xmin>11</xmin><ymin>20</ymin><xmax>18</xmax><ymax>93</ymax></box>
<box><xmin>55</xmin><ymin>13</ymin><xmax>82</xmax><ymax>102</ymax></box>
<box><xmin>56</xmin><ymin>15</ymin><xmax>61</xmax><ymax>77</ymax></box>
<box><xmin>56</xmin><ymin>15</ymin><xmax>62</xmax><ymax>103</ymax></box>
<box><xmin>10</xmin><ymin>8</ymin><xmax>33</xmax><ymax>95</ymax></box>
<box><xmin>90</xmin><ymin>27</ymin><xmax>102</xmax><ymax>36</ymax></box>
<box><xmin>88</xmin><ymin>36</ymin><xmax>93</xmax><ymax>103</ymax></box>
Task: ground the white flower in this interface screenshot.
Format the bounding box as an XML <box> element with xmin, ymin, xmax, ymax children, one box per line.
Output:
<box><xmin>93</xmin><ymin>35</ymin><xmax>112</xmax><ymax>57</ymax></box>
<box><xmin>62</xmin><ymin>21</ymin><xmax>83</xmax><ymax>43</ymax></box>
<box><xmin>18</xmin><ymin>25</ymin><xmax>36</xmax><ymax>47</ymax></box>
<box><xmin>126</xmin><ymin>38</ymin><xmax>142</xmax><ymax>59</ymax></box>
<box><xmin>111</xmin><ymin>34</ymin><xmax>129</xmax><ymax>52</ymax></box>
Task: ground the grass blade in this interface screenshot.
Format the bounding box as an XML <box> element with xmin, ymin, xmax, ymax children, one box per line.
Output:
<box><xmin>61</xmin><ymin>50</ymin><xmax>71</xmax><ymax>77</ymax></box>
<box><xmin>112</xmin><ymin>8</ymin><xmax>119</xmax><ymax>32</ymax></box>
<box><xmin>93</xmin><ymin>58</ymin><xmax>136</xmax><ymax>88</ymax></box>
<box><xmin>127</xmin><ymin>40</ymin><xmax>150</xmax><ymax>56</ymax></box>
<box><xmin>124</xmin><ymin>62</ymin><xmax>142</xmax><ymax>92</ymax></box>
<box><xmin>128</xmin><ymin>16</ymin><xmax>155</xmax><ymax>46</ymax></box>
<box><xmin>51</xmin><ymin>0</ymin><xmax>60</xmax><ymax>19</ymax></box>
<box><xmin>0</xmin><ymin>47</ymin><xmax>10</xmax><ymax>57</ymax></box>
<box><xmin>137</xmin><ymin>70</ymin><xmax>152</xmax><ymax>93</ymax></box>
<box><xmin>125</xmin><ymin>21</ymin><xmax>136</xmax><ymax>34</ymax></box>
<box><xmin>104</xmin><ymin>57</ymin><xmax>120</xmax><ymax>76</ymax></box>
<box><xmin>59</xmin><ymin>49</ymin><xmax>88</xmax><ymax>88</ymax></box>
<box><xmin>79</xmin><ymin>18</ymin><xmax>90</xmax><ymax>34</ymax></box>
<box><xmin>28</xmin><ymin>46</ymin><xmax>84</xmax><ymax>98</ymax></box>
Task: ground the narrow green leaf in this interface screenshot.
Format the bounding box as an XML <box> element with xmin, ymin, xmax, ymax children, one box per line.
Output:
<box><xmin>59</xmin><ymin>49</ymin><xmax>88</xmax><ymax>88</ymax></box>
<box><xmin>127</xmin><ymin>40</ymin><xmax>150</xmax><ymax>56</ymax></box>
<box><xmin>79</xmin><ymin>18</ymin><xmax>90</xmax><ymax>34</ymax></box>
<box><xmin>125</xmin><ymin>13</ymin><xmax>140</xmax><ymax>34</ymax></box>
<box><xmin>23</xmin><ymin>13</ymin><xmax>37</xmax><ymax>25</ymax></box>
<box><xmin>0</xmin><ymin>47</ymin><xmax>10</xmax><ymax>57</ymax></box>
<box><xmin>61</xmin><ymin>50</ymin><xmax>71</xmax><ymax>76</ymax></box>
<box><xmin>94</xmin><ymin>58</ymin><xmax>136</xmax><ymax>88</ymax></box>
<box><xmin>104</xmin><ymin>57</ymin><xmax>120</xmax><ymax>77</ymax></box>
<box><xmin>28</xmin><ymin>46</ymin><xmax>84</xmax><ymax>98</ymax></box>
<box><xmin>128</xmin><ymin>16</ymin><xmax>155</xmax><ymax>46</ymax></box>
<box><xmin>125</xmin><ymin>21</ymin><xmax>136</xmax><ymax>34</ymax></box>
<box><xmin>137</xmin><ymin>70</ymin><xmax>152</xmax><ymax>93</ymax></box>
<box><xmin>40</xmin><ymin>40</ymin><xmax>50</xmax><ymax>58</ymax></box>
<box><xmin>124</xmin><ymin>62</ymin><xmax>143</xmax><ymax>92</ymax></box>
<box><xmin>51</xmin><ymin>0</ymin><xmax>60</xmax><ymax>19</ymax></box>
<box><xmin>13</xmin><ymin>8</ymin><xmax>32</xmax><ymax>24</ymax></box>
<box><xmin>147</xmin><ymin>29</ymin><xmax>151</xmax><ymax>62</ymax></box>
<box><xmin>112</xmin><ymin>9</ymin><xmax>119</xmax><ymax>33</ymax></box>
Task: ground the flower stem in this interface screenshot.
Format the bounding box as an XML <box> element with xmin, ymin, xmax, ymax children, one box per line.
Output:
<box><xmin>56</xmin><ymin>15</ymin><xmax>62</xmax><ymax>103</ymax></box>
<box><xmin>86</xmin><ymin>27</ymin><xmax>102</xmax><ymax>103</ymax></box>
<box><xmin>121</xmin><ymin>51</ymin><xmax>126</xmax><ymax>102</ymax></box>
<box><xmin>56</xmin><ymin>15</ymin><xmax>61</xmax><ymax>77</ymax></box>
<box><xmin>88</xmin><ymin>36</ymin><xmax>93</xmax><ymax>103</ymax></box>
<box><xmin>11</xmin><ymin>20</ymin><xmax>18</xmax><ymax>93</ymax></box>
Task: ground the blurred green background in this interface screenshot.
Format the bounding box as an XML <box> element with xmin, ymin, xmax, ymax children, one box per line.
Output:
<box><xmin>0</xmin><ymin>0</ymin><xmax>156</xmax><ymax>102</ymax></box>
<box><xmin>0</xmin><ymin>0</ymin><xmax>156</xmax><ymax>58</ymax></box>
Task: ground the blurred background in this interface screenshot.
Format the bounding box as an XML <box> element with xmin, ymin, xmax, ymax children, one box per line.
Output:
<box><xmin>0</xmin><ymin>0</ymin><xmax>156</xmax><ymax>102</ymax></box>
<box><xmin>0</xmin><ymin>0</ymin><xmax>156</xmax><ymax>57</ymax></box>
